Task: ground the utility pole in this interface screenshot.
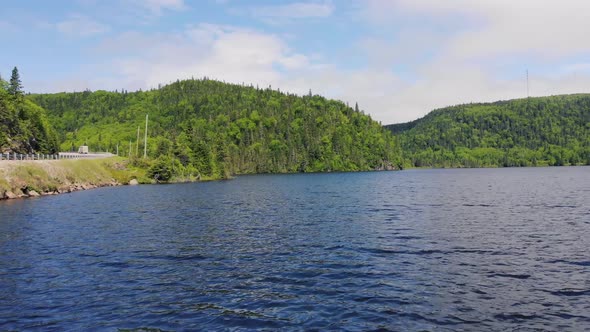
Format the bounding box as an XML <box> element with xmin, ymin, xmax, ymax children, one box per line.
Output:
<box><xmin>116</xmin><ymin>144</ymin><xmax>119</xmax><ymax>156</ymax></box>
<box><xmin>144</xmin><ymin>114</ymin><xmax>148</xmax><ymax>158</ymax></box>
<box><xmin>136</xmin><ymin>126</ymin><xmax>140</xmax><ymax>157</ymax></box>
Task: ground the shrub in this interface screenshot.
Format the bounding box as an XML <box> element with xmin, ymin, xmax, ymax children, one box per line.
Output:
<box><xmin>147</xmin><ymin>156</ymin><xmax>179</xmax><ymax>182</ymax></box>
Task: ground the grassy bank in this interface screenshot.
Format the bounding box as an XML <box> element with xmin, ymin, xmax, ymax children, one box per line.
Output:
<box><xmin>0</xmin><ymin>157</ymin><xmax>146</xmax><ymax>199</ymax></box>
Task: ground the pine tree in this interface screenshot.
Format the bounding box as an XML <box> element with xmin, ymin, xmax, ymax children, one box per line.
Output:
<box><xmin>8</xmin><ymin>67</ymin><xmax>23</xmax><ymax>96</ymax></box>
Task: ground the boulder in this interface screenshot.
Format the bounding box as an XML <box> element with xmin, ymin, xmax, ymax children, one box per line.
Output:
<box><xmin>28</xmin><ymin>190</ymin><xmax>40</xmax><ymax>197</ymax></box>
<box><xmin>4</xmin><ymin>191</ymin><xmax>17</xmax><ymax>199</ymax></box>
<box><xmin>129</xmin><ymin>179</ymin><xmax>139</xmax><ymax>186</ymax></box>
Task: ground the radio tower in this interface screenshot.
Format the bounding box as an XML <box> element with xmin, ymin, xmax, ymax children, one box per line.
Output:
<box><xmin>526</xmin><ymin>69</ymin><xmax>529</xmax><ymax>98</ymax></box>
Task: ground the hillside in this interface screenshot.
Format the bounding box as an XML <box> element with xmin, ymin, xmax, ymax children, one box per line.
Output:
<box><xmin>30</xmin><ymin>79</ymin><xmax>400</xmax><ymax>180</ymax></box>
<box><xmin>385</xmin><ymin>94</ymin><xmax>590</xmax><ymax>167</ymax></box>
<box><xmin>0</xmin><ymin>73</ymin><xmax>59</xmax><ymax>154</ymax></box>
<box><xmin>0</xmin><ymin>158</ymin><xmax>145</xmax><ymax>199</ymax></box>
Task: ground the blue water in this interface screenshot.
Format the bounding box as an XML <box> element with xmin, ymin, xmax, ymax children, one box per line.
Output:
<box><xmin>1</xmin><ymin>167</ymin><xmax>589</xmax><ymax>331</ymax></box>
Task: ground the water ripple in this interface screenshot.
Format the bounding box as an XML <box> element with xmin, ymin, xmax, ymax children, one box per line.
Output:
<box><xmin>0</xmin><ymin>167</ymin><xmax>589</xmax><ymax>330</ymax></box>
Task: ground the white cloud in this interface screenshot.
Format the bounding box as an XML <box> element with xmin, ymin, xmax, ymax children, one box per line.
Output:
<box><xmin>442</xmin><ymin>2</ymin><xmax>590</xmax><ymax>59</ymax></box>
<box><xmin>56</xmin><ymin>14</ymin><xmax>110</xmax><ymax>37</ymax></box>
<box><xmin>31</xmin><ymin>1</ymin><xmax>590</xmax><ymax>125</ymax></box>
<box><xmin>277</xmin><ymin>66</ymin><xmax>404</xmax><ymax>121</ymax></box>
<box><xmin>94</xmin><ymin>24</ymin><xmax>311</xmax><ymax>91</ymax></box>
<box><xmin>364</xmin><ymin>0</ymin><xmax>590</xmax><ymax>59</ymax></box>
<box><xmin>346</xmin><ymin>0</ymin><xmax>590</xmax><ymax>123</ymax></box>
<box><xmin>278</xmin><ymin>54</ymin><xmax>309</xmax><ymax>70</ymax></box>
<box><xmin>245</xmin><ymin>1</ymin><xmax>334</xmax><ymax>24</ymax></box>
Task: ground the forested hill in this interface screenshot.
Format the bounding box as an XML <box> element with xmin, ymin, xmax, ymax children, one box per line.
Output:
<box><xmin>385</xmin><ymin>94</ymin><xmax>590</xmax><ymax>167</ymax></box>
<box><xmin>0</xmin><ymin>69</ymin><xmax>59</xmax><ymax>154</ymax></box>
<box><xmin>30</xmin><ymin>79</ymin><xmax>400</xmax><ymax>179</ymax></box>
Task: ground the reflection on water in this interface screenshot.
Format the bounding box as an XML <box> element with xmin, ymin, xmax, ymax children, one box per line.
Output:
<box><xmin>0</xmin><ymin>167</ymin><xmax>589</xmax><ymax>330</ymax></box>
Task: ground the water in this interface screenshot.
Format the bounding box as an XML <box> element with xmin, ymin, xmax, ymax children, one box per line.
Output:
<box><xmin>1</xmin><ymin>167</ymin><xmax>589</xmax><ymax>331</ymax></box>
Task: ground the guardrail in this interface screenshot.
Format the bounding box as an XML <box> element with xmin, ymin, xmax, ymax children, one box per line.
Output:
<box><xmin>0</xmin><ymin>152</ymin><xmax>114</xmax><ymax>161</ymax></box>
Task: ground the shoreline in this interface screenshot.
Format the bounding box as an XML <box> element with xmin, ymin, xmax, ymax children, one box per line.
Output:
<box><xmin>4</xmin><ymin>161</ymin><xmax>585</xmax><ymax>201</ymax></box>
<box><xmin>0</xmin><ymin>158</ymin><xmax>139</xmax><ymax>201</ymax></box>
<box><xmin>1</xmin><ymin>180</ymin><xmax>122</xmax><ymax>200</ymax></box>
<box><xmin>0</xmin><ymin>158</ymin><xmax>399</xmax><ymax>201</ymax></box>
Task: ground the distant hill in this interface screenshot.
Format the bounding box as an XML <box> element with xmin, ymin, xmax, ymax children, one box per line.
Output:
<box><xmin>383</xmin><ymin>120</ymin><xmax>419</xmax><ymax>135</ymax></box>
<box><xmin>385</xmin><ymin>95</ymin><xmax>590</xmax><ymax>167</ymax></box>
<box><xmin>0</xmin><ymin>77</ymin><xmax>59</xmax><ymax>154</ymax></box>
<box><xmin>30</xmin><ymin>78</ymin><xmax>400</xmax><ymax>179</ymax></box>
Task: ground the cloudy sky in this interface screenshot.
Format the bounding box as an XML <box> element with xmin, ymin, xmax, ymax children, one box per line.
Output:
<box><xmin>2</xmin><ymin>0</ymin><xmax>590</xmax><ymax>124</ymax></box>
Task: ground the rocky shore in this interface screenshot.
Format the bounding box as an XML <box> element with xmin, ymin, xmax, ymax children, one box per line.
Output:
<box><xmin>0</xmin><ymin>158</ymin><xmax>140</xmax><ymax>201</ymax></box>
<box><xmin>1</xmin><ymin>180</ymin><xmax>122</xmax><ymax>200</ymax></box>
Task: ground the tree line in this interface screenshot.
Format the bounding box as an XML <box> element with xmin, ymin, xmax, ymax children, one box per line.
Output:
<box><xmin>387</xmin><ymin>95</ymin><xmax>590</xmax><ymax>167</ymax></box>
<box><xmin>30</xmin><ymin>78</ymin><xmax>401</xmax><ymax>180</ymax></box>
<box><xmin>5</xmin><ymin>65</ymin><xmax>587</xmax><ymax>177</ymax></box>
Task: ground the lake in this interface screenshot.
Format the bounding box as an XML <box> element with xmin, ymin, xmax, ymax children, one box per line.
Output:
<box><xmin>0</xmin><ymin>167</ymin><xmax>589</xmax><ymax>331</ymax></box>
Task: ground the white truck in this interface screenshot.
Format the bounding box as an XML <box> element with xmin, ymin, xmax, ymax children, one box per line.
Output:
<box><xmin>78</xmin><ymin>146</ymin><xmax>89</xmax><ymax>154</ymax></box>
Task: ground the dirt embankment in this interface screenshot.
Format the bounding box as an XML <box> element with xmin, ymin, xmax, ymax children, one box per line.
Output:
<box><xmin>0</xmin><ymin>158</ymin><xmax>140</xmax><ymax>200</ymax></box>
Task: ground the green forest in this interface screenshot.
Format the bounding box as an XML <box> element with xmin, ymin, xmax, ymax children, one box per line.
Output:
<box><xmin>386</xmin><ymin>95</ymin><xmax>590</xmax><ymax>167</ymax></box>
<box><xmin>0</xmin><ymin>68</ymin><xmax>59</xmax><ymax>154</ymax></box>
<box><xmin>28</xmin><ymin>78</ymin><xmax>399</xmax><ymax>181</ymax></box>
<box><xmin>2</xmin><ymin>65</ymin><xmax>589</xmax><ymax>180</ymax></box>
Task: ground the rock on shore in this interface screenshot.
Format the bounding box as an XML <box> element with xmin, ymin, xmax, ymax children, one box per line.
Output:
<box><xmin>1</xmin><ymin>179</ymin><xmax>121</xmax><ymax>200</ymax></box>
<box><xmin>0</xmin><ymin>160</ymin><xmax>126</xmax><ymax>201</ymax></box>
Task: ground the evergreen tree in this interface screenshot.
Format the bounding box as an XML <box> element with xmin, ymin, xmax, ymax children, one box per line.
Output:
<box><xmin>0</xmin><ymin>86</ymin><xmax>59</xmax><ymax>154</ymax></box>
<box><xmin>8</xmin><ymin>67</ymin><xmax>23</xmax><ymax>96</ymax></box>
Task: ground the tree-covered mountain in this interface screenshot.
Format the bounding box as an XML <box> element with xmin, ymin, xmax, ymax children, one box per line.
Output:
<box><xmin>30</xmin><ymin>79</ymin><xmax>400</xmax><ymax>180</ymax></box>
<box><xmin>0</xmin><ymin>68</ymin><xmax>59</xmax><ymax>154</ymax></box>
<box><xmin>386</xmin><ymin>95</ymin><xmax>590</xmax><ymax>167</ymax></box>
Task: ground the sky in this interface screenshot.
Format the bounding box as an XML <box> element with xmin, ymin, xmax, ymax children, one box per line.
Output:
<box><xmin>2</xmin><ymin>0</ymin><xmax>590</xmax><ymax>124</ymax></box>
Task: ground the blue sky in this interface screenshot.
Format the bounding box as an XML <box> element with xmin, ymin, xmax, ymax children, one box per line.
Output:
<box><xmin>2</xmin><ymin>0</ymin><xmax>590</xmax><ymax>124</ymax></box>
